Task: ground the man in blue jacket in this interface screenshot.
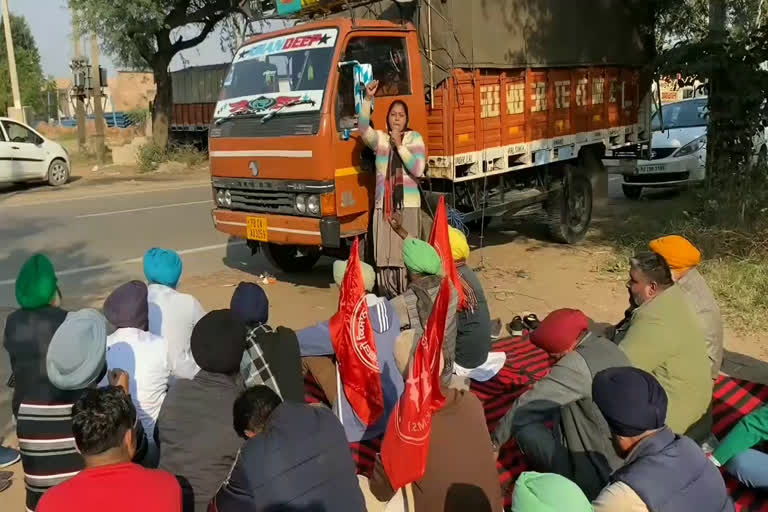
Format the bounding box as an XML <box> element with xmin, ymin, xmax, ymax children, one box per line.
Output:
<box><xmin>592</xmin><ymin>367</ymin><xmax>733</xmax><ymax>512</ymax></box>
<box><xmin>296</xmin><ymin>259</ymin><xmax>404</xmax><ymax>442</ymax></box>
<box><xmin>210</xmin><ymin>386</ymin><xmax>365</xmax><ymax>512</ymax></box>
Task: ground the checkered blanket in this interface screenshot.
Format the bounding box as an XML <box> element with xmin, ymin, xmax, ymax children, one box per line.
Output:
<box><xmin>304</xmin><ymin>335</ymin><xmax>768</xmax><ymax>511</ymax></box>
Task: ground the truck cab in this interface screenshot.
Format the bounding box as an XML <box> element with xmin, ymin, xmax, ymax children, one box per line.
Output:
<box><xmin>210</xmin><ymin>20</ymin><xmax>422</xmax><ymax>271</ymax></box>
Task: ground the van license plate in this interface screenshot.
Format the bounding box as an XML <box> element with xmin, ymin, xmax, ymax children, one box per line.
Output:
<box><xmin>246</xmin><ymin>217</ymin><xmax>268</xmax><ymax>242</ymax></box>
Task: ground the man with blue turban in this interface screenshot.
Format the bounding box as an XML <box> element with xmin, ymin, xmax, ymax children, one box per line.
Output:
<box><xmin>144</xmin><ymin>248</ymin><xmax>205</xmax><ymax>379</ymax></box>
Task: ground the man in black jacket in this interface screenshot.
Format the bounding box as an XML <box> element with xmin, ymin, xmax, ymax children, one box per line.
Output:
<box><xmin>210</xmin><ymin>386</ymin><xmax>365</xmax><ymax>512</ymax></box>
<box><xmin>158</xmin><ymin>310</ymin><xmax>247</xmax><ymax>512</ymax></box>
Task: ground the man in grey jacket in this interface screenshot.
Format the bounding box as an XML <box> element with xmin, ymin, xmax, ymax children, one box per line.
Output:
<box><xmin>491</xmin><ymin>309</ymin><xmax>630</xmax><ymax>500</ymax></box>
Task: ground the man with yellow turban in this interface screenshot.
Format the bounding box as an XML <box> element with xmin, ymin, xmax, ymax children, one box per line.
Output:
<box><xmin>649</xmin><ymin>235</ymin><xmax>723</xmax><ymax>380</ymax></box>
<box><xmin>448</xmin><ymin>227</ymin><xmax>506</xmax><ymax>381</ymax></box>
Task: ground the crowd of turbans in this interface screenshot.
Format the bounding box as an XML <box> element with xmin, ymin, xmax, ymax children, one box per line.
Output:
<box><xmin>2</xmin><ymin>230</ymin><xmax>768</xmax><ymax>512</ymax></box>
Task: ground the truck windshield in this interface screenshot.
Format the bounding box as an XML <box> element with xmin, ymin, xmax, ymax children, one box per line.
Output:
<box><xmin>214</xmin><ymin>28</ymin><xmax>338</xmax><ymax>120</ymax></box>
<box><xmin>651</xmin><ymin>98</ymin><xmax>709</xmax><ymax>131</ymax></box>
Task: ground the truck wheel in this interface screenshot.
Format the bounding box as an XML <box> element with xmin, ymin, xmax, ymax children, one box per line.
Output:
<box><xmin>622</xmin><ymin>185</ymin><xmax>643</xmax><ymax>200</ymax></box>
<box><xmin>264</xmin><ymin>243</ymin><xmax>321</xmax><ymax>273</ymax></box>
<box><xmin>545</xmin><ymin>172</ymin><xmax>593</xmax><ymax>244</ymax></box>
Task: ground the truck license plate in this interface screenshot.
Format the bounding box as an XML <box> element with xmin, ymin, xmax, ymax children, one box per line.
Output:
<box><xmin>638</xmin><ymin>164</ymin><xmax>666</xmax><ymax>174</ymax></box>
<box><xmin>246</xmin><ymin>217</ymin><xmax>268</xmax><ymax>242</ymax></box>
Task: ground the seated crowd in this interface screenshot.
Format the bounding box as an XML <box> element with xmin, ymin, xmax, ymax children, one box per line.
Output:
<box><xmin>0</xmin><ymin>230</ymin><xmax>750</xmax><ymax>512</ymax></box>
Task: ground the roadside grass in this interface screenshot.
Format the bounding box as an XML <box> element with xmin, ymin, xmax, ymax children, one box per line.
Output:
<box><xmin>137</xmin><ymin>142</ymin><xmax>207</xmax><ymax>172</ymax></box>
<box><xmin>591</xmin><ymin>191</ymin><xmax>768</xmax><ymax>333</ymax></box>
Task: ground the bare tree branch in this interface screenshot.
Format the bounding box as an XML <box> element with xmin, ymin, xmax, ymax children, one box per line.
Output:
<box><xmin>171</xmin><ymin>19</ymin><xmax>220</xmax><ymax>53</ymax></box>
<box><xmin>170</xmin><ymin>0</ymin><xmax>233</xmax><ymax>28</ymax></box>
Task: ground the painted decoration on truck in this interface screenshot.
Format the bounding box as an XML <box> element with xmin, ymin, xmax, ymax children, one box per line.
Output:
<box><xmin>235</xmin><ymin>28</ymin><xmax>338</xmax><ymax>63</ymax></box>
<box><xmin>213</xmin><ymin>90</ymin><xmax>325</xmax><ymax>119</ymax></box>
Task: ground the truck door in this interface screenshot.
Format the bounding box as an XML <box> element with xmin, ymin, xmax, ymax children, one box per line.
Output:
<box><xmin>332</xmin><ymin>34</ymin><xmax>414</xmax><ymax>235</ymax></box>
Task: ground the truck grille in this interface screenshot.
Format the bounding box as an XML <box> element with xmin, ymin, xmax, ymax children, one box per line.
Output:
<box><xmin>211</xmin><ymin>176</ymin><xmax>334</xmax><ymax>216</ymax></box>
<box><xmin>230</xmin><ymin>189</ymin><xmax>295</xmax><ymax>214</ymax></box>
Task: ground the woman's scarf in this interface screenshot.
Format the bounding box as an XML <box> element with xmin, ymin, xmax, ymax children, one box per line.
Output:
<box><xmin>385</xmin><ymin>133</ymin><xmax>407</xmax><ymax>219</ymax></box>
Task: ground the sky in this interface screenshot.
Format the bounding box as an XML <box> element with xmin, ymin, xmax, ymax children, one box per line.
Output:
<box><xmin>12</xmin><ymin>0</ymin><xmax>233</xmax><ymax>79</ymax></box>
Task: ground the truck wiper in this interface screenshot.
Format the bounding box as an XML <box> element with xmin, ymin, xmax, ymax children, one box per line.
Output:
<box><xmin>214</xmin><ymin>113</ymin><xmax>261</xmax><ymax>127</ymax></box>
<box><xmin>261</xmin><ymin>98</ymin><xmax>316</xmax><ymax>124</ymax></box>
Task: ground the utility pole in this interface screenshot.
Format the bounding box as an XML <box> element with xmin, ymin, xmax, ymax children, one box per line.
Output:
<box><xmin>1</xmin><ymin>0</ymin><xmax>22</xmax><ymax>120</ymax></box>
<box><xmin>72</xmin><ymin>13</ymin><xmax>87</xmax><ymax>152</ymax></box>
<box><xmin>90</xmin><ymin>34</ymin><xmax>105</xmax><ymax>163</ymax></box>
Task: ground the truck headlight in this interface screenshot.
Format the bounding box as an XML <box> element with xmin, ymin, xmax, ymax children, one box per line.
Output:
<box><xmin>295</xmin><ymin>194</ymin><xmax>307</xmax><ymax>213</ymax></box>
<box><xmin>307</xmin><ymin>194</ymin><xmax>320</xmax><ymax>215</ymax></box>
<box><xmin>216</xmin><ymin>189</ymin><xmax>225</xmax><ymax>205</ymax></box>
<box><xmin>224</xmin><ymin>190</ymin><xmax>232</xmax><ymax>207</ymax></box>
<box><xmin>674</xmin><ymin>135</ymin><xmax>707</xmax><ymax>157</ymax></box>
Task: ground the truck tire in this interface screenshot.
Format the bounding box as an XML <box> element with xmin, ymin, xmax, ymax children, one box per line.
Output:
<box><xmin>264</xmin><ymin>243</ymin><xmax>321</xmax><ymax>273</ymax></box>
<box><xmin>545</xmin><ymin>172</ymin><xmax>593</xmax><ymax>244</ymax></box>
<box><xmin>622</xmin><ymin>185</ymin><xmax>643</xmax><ymax>200</ymax></box>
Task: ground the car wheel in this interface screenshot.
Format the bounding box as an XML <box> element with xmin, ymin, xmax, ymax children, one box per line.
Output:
<box><xmin>47</xmin><ymin>159</ymin><xmax>70</xmax><ymax>187</ymax></box>
<box><xmin>622</xmin><ymin>184</ymin><xmax>643</xmax><ymax>200</ymax></box>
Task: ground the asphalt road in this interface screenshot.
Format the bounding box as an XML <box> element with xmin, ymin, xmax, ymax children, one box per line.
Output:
<box><xmin>0</xmin><ymin>178</ymin><xmax>258</xmax><ymax>438</ymax></box>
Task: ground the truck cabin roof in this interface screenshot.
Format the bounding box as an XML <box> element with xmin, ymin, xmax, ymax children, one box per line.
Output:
<box><xmin>240</xmin><ymin>18</ymin><xmax>414</xmax><ymax>48</ymax></box>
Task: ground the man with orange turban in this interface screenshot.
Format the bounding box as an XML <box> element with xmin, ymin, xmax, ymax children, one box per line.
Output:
<box><xmin>649</xmin><ymin>235</ymin><xmax>723</xmax><ymax>380</ymax></box>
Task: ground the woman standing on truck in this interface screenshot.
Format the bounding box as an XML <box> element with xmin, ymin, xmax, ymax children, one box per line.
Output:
<box><xmin>359</xmin><ymin>79</ymin><xmax>426</xmax><ymax>298</ymax></box>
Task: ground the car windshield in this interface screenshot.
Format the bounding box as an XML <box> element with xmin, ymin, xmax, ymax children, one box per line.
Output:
<box><xmin>214</xmin><ymin>28</ymin><xmax>338</xmax><ymax>119</ymax></box>
<box><xmin>651</xmin><ymin>99</ymin><xmax>709</xmax><ymax>131</ymax></box>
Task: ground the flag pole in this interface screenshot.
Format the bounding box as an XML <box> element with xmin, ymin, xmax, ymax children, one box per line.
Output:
<box><xmin>335</xmin><ymin>361</ymin><xmax>343</xmax><ymax>425</ymax></box>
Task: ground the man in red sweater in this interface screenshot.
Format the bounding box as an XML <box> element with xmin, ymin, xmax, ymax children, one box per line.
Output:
<box><xmin>37</xmin><ymin>386</ymin><xmax>181</xmax><ymax>512</ymax></box>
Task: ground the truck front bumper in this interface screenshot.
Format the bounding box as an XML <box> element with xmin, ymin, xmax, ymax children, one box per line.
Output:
<box><xmin>212</xmin><ymin>209</ymin><xmax>341</xmax><ymax>247</ymax></box>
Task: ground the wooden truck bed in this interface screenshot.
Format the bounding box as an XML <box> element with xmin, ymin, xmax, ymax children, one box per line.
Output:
<box><xmin>425</xmin><ymin>67</ymin><xmax>643</xmax><ymax>181</ymax></box>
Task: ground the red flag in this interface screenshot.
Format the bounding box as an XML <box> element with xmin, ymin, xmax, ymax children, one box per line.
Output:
<box><xmin>329</xmin><ymin>237</ymin><xmax>384</xmax><ymax>425</ymax></box>
<box><xmin>381</xmin><ymin>277</ymin><xmax>451</xmax><ymax>490</ymax></box>
<box><xmin>429</xmin><ymin>196</ymin><xmax>467</xmax><ymax>310</ymax></box>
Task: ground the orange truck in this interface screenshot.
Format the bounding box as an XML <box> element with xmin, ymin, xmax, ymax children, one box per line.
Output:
<box><xmin>209</xmin><ymin>0</ymin><xmax>653</xmax><ymax>272</ymax></box>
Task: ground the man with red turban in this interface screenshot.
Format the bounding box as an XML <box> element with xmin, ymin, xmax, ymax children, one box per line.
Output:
<box><xmin>649</xmin><ymin>235</ymin><xmax>723</xmax><ymax>379</ymax></box>
<box><xmin>491</xmin><ymin>309</ymin><xmax>631</xmax><ymax>499</ymax></box>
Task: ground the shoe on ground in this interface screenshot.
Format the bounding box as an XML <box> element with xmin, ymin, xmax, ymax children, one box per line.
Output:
<box><xmin>0</xmin><ymin>446</ymin><xmax>20</xmax><ymax>468</ymax></box>
<box><xmin>522</xmin><ymin>313</ymin><xmax>540</xmax><ymax>331</ymax></box>
<box><xmin>506</xmin><ymin>316</ymin><xmax>525</xmax><ymax>337</ymax></box>
<box><xmin>490</xmin><ymin>318</ymin><xmax>502</xmax><ymax>340</ymax></box>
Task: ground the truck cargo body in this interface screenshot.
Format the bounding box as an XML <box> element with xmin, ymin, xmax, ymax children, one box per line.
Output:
<box><xmin>170</xmin><ymin>63</ymin><xmax>228</xmax><ymax>145</ymax></box>
<box><xmin>209</xmin><ymin>2</ymin><xmax>654</xmax><ymax>271</ymax></box>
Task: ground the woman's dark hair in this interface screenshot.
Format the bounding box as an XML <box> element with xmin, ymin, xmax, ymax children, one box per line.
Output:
<box><xmin>233</xmin><ymin>386</ymin><xmax>283</xmax><ymax>439</ymax></box>
<box><xmin>630</xmin><ymin>251</ymin><xmax>674</xmax><ymax>287</ymax></box>
<box><xmin>72</xmin><ymin>386</ymin><xmax>136</xmax><ymax>456</ymax></box>
<box><xmin>386</xmin><ymin>100</ymin><xmax>410</xmax><ymax>132</ymax></box>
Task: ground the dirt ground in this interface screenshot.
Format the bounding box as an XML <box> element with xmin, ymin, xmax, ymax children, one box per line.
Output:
<box><xmin>166</xmin><ymin>197</ymin><xmax>768</xmax><ymax>387</ymax></box>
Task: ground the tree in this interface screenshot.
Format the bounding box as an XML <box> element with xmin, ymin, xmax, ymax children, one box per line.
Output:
<box><xmin>655</xmin><ymin>0</ymin><xmax>768</xmax><ymax>225</ymax></box>
<box><xmin>0</xmin><ymin>14</ymin><xmax>45</xmax><ymax>116</ymax></box>
<box><xmin>70</xmin><ymin>0</ymin><xmax>244</xmax><ymax>147</ymax></box>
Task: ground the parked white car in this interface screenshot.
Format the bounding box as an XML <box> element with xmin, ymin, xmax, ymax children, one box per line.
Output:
<box><xmin>621</xmin><ymin>97</ymin><xmax>767</xmax><ymax>199</ymax></box>
<box><xmin>0</xmin><ymin>118</ymin><xmax>70</xmax><ymax>187</ymax></box>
